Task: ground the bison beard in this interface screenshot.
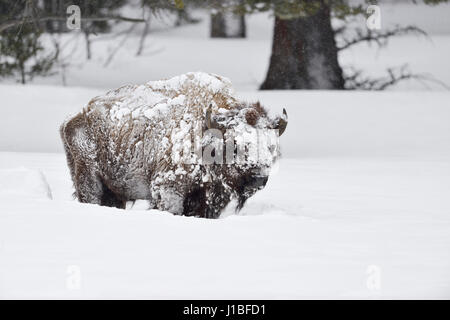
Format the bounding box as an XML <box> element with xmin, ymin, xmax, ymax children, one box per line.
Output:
<box><xmin>60</xmin><ymin>72</ymin><xmax>287</xmax><ymax>218</ymax></box>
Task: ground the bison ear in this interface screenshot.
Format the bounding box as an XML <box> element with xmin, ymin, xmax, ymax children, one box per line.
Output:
<box><xmin>272</xmin><ymin>108</ymin><xmax>288</xmax><ymax>136</ymax></box>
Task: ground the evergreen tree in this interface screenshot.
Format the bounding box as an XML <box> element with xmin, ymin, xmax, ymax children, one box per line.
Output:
<box><xmin>0</xmin><ymin>25</ymin><xmax>54</xmax><ymax>84</ymax></box>
<box><xmin>0</xmin><ymin>0</ymin><xmax>54</xmax><ymax>84</ymax></box>
<box><xmin>210</xmin><ymin>0</ymin><xmax>246</xmax><ymax>38</ymax></box>
<box><xmin>232</xmin><ymin>0</ymin><xmax>449</xmax><ymax>90</ymax></box>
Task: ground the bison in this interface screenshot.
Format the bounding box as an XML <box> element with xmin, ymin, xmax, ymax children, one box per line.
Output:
<box><xmin>60</xmin><ymin>72</ymin><xmax>287</xmax><ymax>218</ymax></box>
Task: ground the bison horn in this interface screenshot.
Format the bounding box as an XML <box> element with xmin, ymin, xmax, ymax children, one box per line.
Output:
<box><xmin>273</xmin><ymin>108</ymin><xmax>288</xmax><ymax>136</ymax></box>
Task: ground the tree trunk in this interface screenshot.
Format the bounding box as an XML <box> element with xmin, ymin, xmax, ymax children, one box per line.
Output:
<box><xmin>136</xmin><ymin>9</ymin><xmax>150</xmax><ymax>56</ymax></box>
<box><xmin>20</xmin><ymin>62</ymin><xmax>25</xmax><ymax>84</ymax></box>
<box><xmin>237</xmin><ymin>14</ymin><xmax>246</xmax><ymax>38</ymax></box>
<box><xmin>210</xmin><ymin>11</ymin><xmax>227</xmax><ymax>38</ymax></box>
<box><xmin>175</xmin><ymin>8</ymin><xmax>199</xmax><ymax>26</ymax></box>
<box><xmin>84</xmin><ymin>31</ymin><xmax>92</xmax><ymax>60</ymax></box>
<box><xmin>210</xmin><ymin>11</ymin><xmax>246</xmax><ymax>38</ymax></box>
<box><xmin>43</xmin><ymin>0</ymin><xmax>55</xmax><ymax>33</ymax></box>
<box><xmin>260</xmin><ymin>3</ymin><xmax>344</xmax><ymax>90</ymax></box>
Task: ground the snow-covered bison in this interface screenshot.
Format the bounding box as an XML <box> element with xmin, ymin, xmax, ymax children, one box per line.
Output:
<box><xmin>60</xmin><ymin>72</ymin><xmax>287</xmax><ymax>218</ymax></box>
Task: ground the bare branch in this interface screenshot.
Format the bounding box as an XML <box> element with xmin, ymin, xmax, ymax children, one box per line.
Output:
<box><xmin>104</xmin><ymin>24</ymin><xmax>137</xmax><ymax>67</ymax></box>
<box><xmin>344</xmin><ymin>64</ymin><xmax>450</xmax><ymax>91</ymax></box>
<box><xmin>0</xmin><ymin>15</ymin><xmax>145</xmax><ymax>33</ymax></box>
<box><xmin>337</xmin><ymin>25</ymin><xmax>427</xmax><ymax>51</ymax></box>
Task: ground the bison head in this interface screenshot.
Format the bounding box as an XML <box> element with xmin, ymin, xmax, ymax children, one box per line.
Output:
<box><xmin>204</xmin><ymin>102</ymin><xmax>288</xmax><ymax>211</ymax></box>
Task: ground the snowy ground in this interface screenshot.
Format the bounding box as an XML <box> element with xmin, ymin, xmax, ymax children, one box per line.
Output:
<box><xmin>1</xmin><ymin>88</ymin><xmax>450</xmax><ymax>299</ymax></box>
<box><xmin>1</xmin><ymin>2</ymin><xmax>450</xmax><ymax>299</ymax></box>
<box><xmin>1</xmin><ymin>154</ymin><xmax>449</xmax><ymax>299</ymax></box>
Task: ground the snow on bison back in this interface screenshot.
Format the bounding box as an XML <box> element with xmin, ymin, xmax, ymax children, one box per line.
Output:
<box><xmin>60</xmin><ymin>72</ymin><xmax>288</xmax><ymax>218</ymax></box>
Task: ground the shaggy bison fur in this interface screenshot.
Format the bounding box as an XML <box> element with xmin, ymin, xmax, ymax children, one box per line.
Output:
<box><xmin>60</xmin><ymin>72</ymin><xmax>287</xmax><ymax>218</ymax></box>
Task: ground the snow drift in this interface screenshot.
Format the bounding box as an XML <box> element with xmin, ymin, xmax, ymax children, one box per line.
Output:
<box><xmin>0</xmin><ymin>167</ymin><xmax>52</xmax><ymax>200</ymax></box>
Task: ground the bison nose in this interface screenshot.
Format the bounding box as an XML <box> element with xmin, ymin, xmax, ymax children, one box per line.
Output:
<box><xmin>251</xmin><ymin>175</ymin><xmax>268</xmax><ymax>188</ymax></box>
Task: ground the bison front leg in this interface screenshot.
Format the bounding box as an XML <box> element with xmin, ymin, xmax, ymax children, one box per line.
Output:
<box><xmin>205</xmin><ymin>183</ymin><xmax>231</xmax><ymax>219</ymax></box>
<box><xmin>183</xmin><ymin>184</ymin><xmax>231</xmax><ymax>219</ymax></box>
<box><xmin>150</xmin><ymin>185</ymin><xmax>185</xmax><ymax>215</ymax></box>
